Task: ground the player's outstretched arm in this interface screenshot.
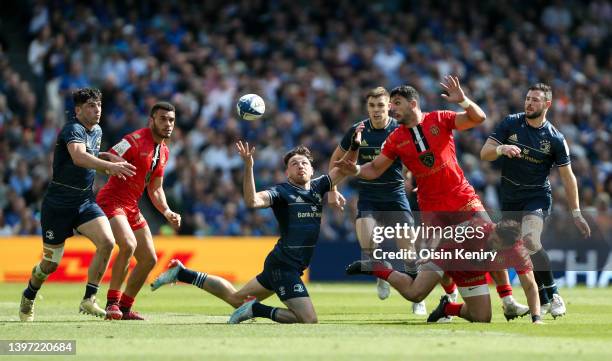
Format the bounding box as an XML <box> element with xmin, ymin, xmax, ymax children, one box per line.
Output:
<box><xmin>236</xmin><ymin>140</ymin><xmax>271</xmax><ymax>209</ymax></box>
<box><xmin>440</xmin><ymin>75</ymin><xmax>486</xmax><ymax>130</ymax></box>
<box><xmin>558</xmin><ymin>165</ymin><xmax>591</xmax><ymax>238</ymax></box>
<box><xmin>518</xmin><ymin>271</ymin><xmax>543</xmax><ymax>324</ymax></box>
<box><xmin>148</xmin><ymin>176</ymin><xmax>181</xmax><ymax>230</ymax></box>
<box><xmin>99</xmin><ymin>151</ymin><xmax>127</xmax><ymax>163</ymax></box>
<box><xmin>327</xmin><ymin>146</ymin><xmax>347</xmax><ymax>210</ymax></box>
<box><xmin>67</xmin><ymin>142</ymin><xmax>136</xmax><ymax>180</ymax></box>
<box><xmin>480</xmin><ymin>138</ymin><xmax>522</xmax><ymax>161</ymax></box>
<box><xmin>334</xmin><ymin>153</ymin><xmax>394</xmax><ymax>181</ymax></box>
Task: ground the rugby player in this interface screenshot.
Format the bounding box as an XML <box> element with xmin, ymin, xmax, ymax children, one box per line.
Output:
<box><xmin>328</xmin><ymin>86</ymin><xmax>425</xmax><ymax>314</ymax></box>
<box><xmin>97</xmin><ymin>102</ymin><xmax>180</xmax><ymax>320</ymax></box>
<box><xmin>19</xmin><ymin>88</ymin><xmax>136</xmax><ymax>321</ymax></box>
<box><xmin>151</xmin><ymin>142</ymin><xmax>356</xmax><ymax>323</ymax></box>
<box><xmin>480</xmin><ymin>83</ymin><xmax>591</xmax><ymax>318</ymax></box>
<box><xmin>334</xmin><ymin>77</ymin><xmax>529</xmax><ymax>320</ymax></box>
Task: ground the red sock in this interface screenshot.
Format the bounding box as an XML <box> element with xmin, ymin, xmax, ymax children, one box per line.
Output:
<box><xmin>442</xmin><ymin>282</ymin><xmax>457</xmax><ymax>295</ymax></box>
<box><xmin>373</xmin><ymin>268</ymin><xmax>394</xmax><ymax>280</ymax></box>
<box><xmin>496</xmin><ymin>284</ymin><xmax>513</xmax><ymax>299</ymax></box>
<box><xmin>106</xmin><ymin>289</ymin><xmax>121</xmax><ymax>306</ymax></box>
<box><xmin>119</xmin><ymin>294</ymin><xmax>135</xmax><ymax>312</ymax></box>
<box><xmin>444</xmin><ymin>302</ymin><xmax>463</xmax><ymax>317</ymax></box>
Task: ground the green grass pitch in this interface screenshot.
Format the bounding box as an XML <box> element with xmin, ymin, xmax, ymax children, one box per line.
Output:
<box><xmin>1</xmin><ymin>283</ymin><xmax>611</xmax><ymax>360</ymax></box>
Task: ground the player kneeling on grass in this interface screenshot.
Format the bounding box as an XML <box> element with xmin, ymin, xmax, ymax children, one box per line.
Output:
<box><xmin>346</xmin><ymin>217</ymin><xmax>543</xmax><ymax>324</ymax></box>
<box><xmin>151</xmin><ymin>141</ymin><xmax>356</xmax><ymax>323</ymax></box>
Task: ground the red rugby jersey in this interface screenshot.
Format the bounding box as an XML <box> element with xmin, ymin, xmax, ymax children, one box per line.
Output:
<box><xmin>97</xmin><ymin>128</ymin><xmax>169</xmax><ymax>206</ymax></box>
<box><xmin>381</xmin><ymin>110</ymin><xmax>475</xmax><ymax>208</ymax></box>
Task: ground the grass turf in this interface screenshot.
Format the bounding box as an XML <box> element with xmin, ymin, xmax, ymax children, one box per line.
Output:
<box><xmin>1</xmin><ymin>283</ymin><xmax>611</xmax><ymax>360</ymax></box>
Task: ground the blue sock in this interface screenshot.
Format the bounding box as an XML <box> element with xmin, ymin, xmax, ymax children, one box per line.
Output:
<box><xmin>546</xmin><ymin>284</ymin><xmax>559</xmax><ymax>299</ymax></box>
<box><xmin>177</xmin><ymin>268</ymin><xmax>208</xmax><ymax>288</ymax></box>
<box><xmin>23</xmin><ymin>281</ymin><xmax>40</xmax><ymax>301</ymax></box>
<box><xmin>84</xmin><ymin>282</ymin><xmax>99</xmax><ymax>299</ymax></box>
<box><xmin>251</xmin><ymin>302</ymin><xmax>277</xmax><ymax>321</ymax></box>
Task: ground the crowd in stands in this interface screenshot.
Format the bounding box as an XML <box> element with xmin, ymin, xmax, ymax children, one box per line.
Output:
<box><xmin>1</xmin><ymin>0</ymin><xmax>610</xmax><ymax>243</ymax></box>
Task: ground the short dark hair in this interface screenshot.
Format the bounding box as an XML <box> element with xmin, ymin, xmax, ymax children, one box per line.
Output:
<box><xmin>528</xmin><ymin>83</ymin><xmax>552</xmax><ymax>101</ymax></box>
<box><xmin>366</xmin><ymin>87</ymin><xmax>389</xmax><ymax>101</ymax></box>
<box><xmin>283</xmin><ymin>145</ymin><xmax>314</xmax><ymax>167</ymax></box>
<box><xmin>495</xmin><ymin>219</ymin><xmax>521</xmax><ymax>247</ymax></box>
<box><xmin>390</xmin><ymin>85</ymin><xmax>420</xmax><ymax>102</ymax></box>
<box><xmin>150</xmin><ymin>102</ymin><xmax>175</xmax><ymax>117</ymax></box>
<box><xmin>73</xmin><ymin>88</ymin><xmax>102</xmax><ymax>106</ymax></box>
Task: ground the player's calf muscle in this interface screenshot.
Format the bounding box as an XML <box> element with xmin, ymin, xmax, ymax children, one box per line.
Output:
<box><xmin>39</xmin><ymin>260</ymin><xmax>58</xmax><ymax>274</ymax></box>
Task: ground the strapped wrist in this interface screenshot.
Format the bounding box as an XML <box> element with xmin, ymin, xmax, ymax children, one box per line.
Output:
<box><xmin>571</xmin><ymin>209</ymin><xmax>581</xmax><ymax>218</ymax></box>
<box><xmin>353</xmin><ymin>165</ymin><xmax>361</xmax><ymax>176</ymax></box>
<box><xmin>496</xmin><ymin>145</ymin><xmax>503</xmax><ymax>157</ymax></box>
<box><xmin>458</xmin><ymin>98</ymin><xmax>471</xmax><ymax>109</ymax></box>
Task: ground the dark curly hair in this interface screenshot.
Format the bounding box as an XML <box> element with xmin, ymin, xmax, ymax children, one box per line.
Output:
<box><xmin>283</xmin><ymin>145</ymin><xmax>314</xmax><ymax>167</ymax></box>
<box><xmin>390</xmin><ymin>85</ymin><xmax>420</xmax><ymax>102</ymax></box>
<box><xmin>495</xmin><ymin>219</ymin><xmax>521</xmax><ymax>247</ymax></box>
<box><xmin>72</xmin><ymin>88</ymin><xmax>102</xmax><ymax>106</ymax></box>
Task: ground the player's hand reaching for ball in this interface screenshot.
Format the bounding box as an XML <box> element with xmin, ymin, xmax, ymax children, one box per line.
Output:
<box><xmin>236</xmin><ymin>140</ymin><xmax>255</xmax><ymax>166</ymax></box>
<box><xmin>164</xmin><ymin>209</ymin><xmax>181</xmax><ymax>230</ymax></box>
<box><xmin>440</xmin><ymin>75</ymin><xmax>467</xmax><ymax>103</ymax></box>
<box><xmin>498</xmin><ymin>145</ymin><xmax>522</xmax><ymax>158</ymax></box>
<box><xmin>107</xmin><ymin>161</ymin><xmax>137</xmax><ymax>180</ymax></box>
<box><xmin>350</xmin><ymin>122</ymin><xmax>365</xmax><ymax>150</ymax></box>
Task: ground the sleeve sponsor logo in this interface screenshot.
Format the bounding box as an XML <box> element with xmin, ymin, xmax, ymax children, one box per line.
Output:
<box><xmin>112</xmin><ymin>139</ymin><xmax>131</xmax><ymax>156</ymax></box>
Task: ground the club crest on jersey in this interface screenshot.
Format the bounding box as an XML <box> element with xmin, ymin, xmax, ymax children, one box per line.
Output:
<box><xmin>419</xmin><ymin>151</ymin><xmax>435</xmax><ymax>168</ymax></box>
<box><xmin>430</xmin><ymin>125</ymin><xmax>440</xmax><ymax>136</ymax></box>
<box><xmin>539</xmin><ymin>139</ymin><xmax>551</xmax><ymax>153</ymax></box>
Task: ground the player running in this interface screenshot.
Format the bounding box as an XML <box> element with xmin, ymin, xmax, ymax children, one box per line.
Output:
<box><xmin>328</xmin><ymin>86</ymin><xmax>425</xmax><ymax>314</ymax></box>
<box><xmin>334</xmin><ymin>77</ymin><xmax>529</xmax><ymax>320</ymax></box>
<box><xmin>19</xmin><ymin>88</ymin><xmax>136</xmax><ymax>321</ymax></box>
<box><xmin>346</xmin><ymin>217</ymin><xmax>543</xmax><ymax>324</ymax></box>
<box><xmin>96</xmin><ymin>102</ymin><xmax>180</xmax><ymax>320</ymax></box>
<box><xmin>480</xmin><ymin>83</ymin><xmax>591</xmax><ymax>318</ymax></box>
<box><xmin>151</xmin><ymin>142</ymin><xmax>356</xmax><ymax>323</ymax></box>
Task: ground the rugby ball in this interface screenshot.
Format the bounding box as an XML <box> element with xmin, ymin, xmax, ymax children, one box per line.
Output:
<box><xmin>236</xmin><ymin>94</ymin><xmax>265</xmax><ymax>120</ymax></box>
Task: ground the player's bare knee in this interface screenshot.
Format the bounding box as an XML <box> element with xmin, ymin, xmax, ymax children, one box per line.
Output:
<box><xmin>298</xmin><ymin>312</ymin><xmax>318</xmax><ymax>324</ymax></box>
<box><xmin>227</xmin><ymin>294</ymin><xmax>244</xmax><ymax>308</ymax></box>
<box><xmin>96</xmin><ymin>236</ymin><xmax>115</xmax><ymax>254</ymax></box>
<box><xmin>139</xmin><ymin>252</ymin><xmax>157</xmax><ymax>271</ymax></box>
<box><xmin>470</xmin><ymin>309</ymin><xmax>492</xmax><ymax>323</ymax></box>
<box><xmin>119</xmin><ymin>238</ymin><xmax>137</xmax><ymax>255</ymax></box>
<box><xmin>399</xmin><ymin>289</ymin><xmax>422</xmax><ymax>303</ymax></box>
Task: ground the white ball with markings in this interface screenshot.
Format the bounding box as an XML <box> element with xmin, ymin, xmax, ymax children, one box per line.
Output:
<box><xmin>236</xmin><ymin>94</ymin><xmax>265</xmax><ymax>120</ymax></box>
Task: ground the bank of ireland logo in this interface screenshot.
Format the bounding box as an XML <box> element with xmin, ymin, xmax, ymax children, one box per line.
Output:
<box><xmin>45</xmin><ymin>230</ymin><xmax>54</xmax><ymax>240</ymax></box>
<box><xmin>419</xmin><ymin>151</ymin><xmax>435</xmax><ymax>168</ymax></box>
<box><xmin>293</xmin><ymin>284</ymin><xmax>305</xmax><ymax>293</ymax></box>
<box><xmin>278</xmin><ymin>286</ymin><xmax>286</xmax><ymax>296</ymax></box>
